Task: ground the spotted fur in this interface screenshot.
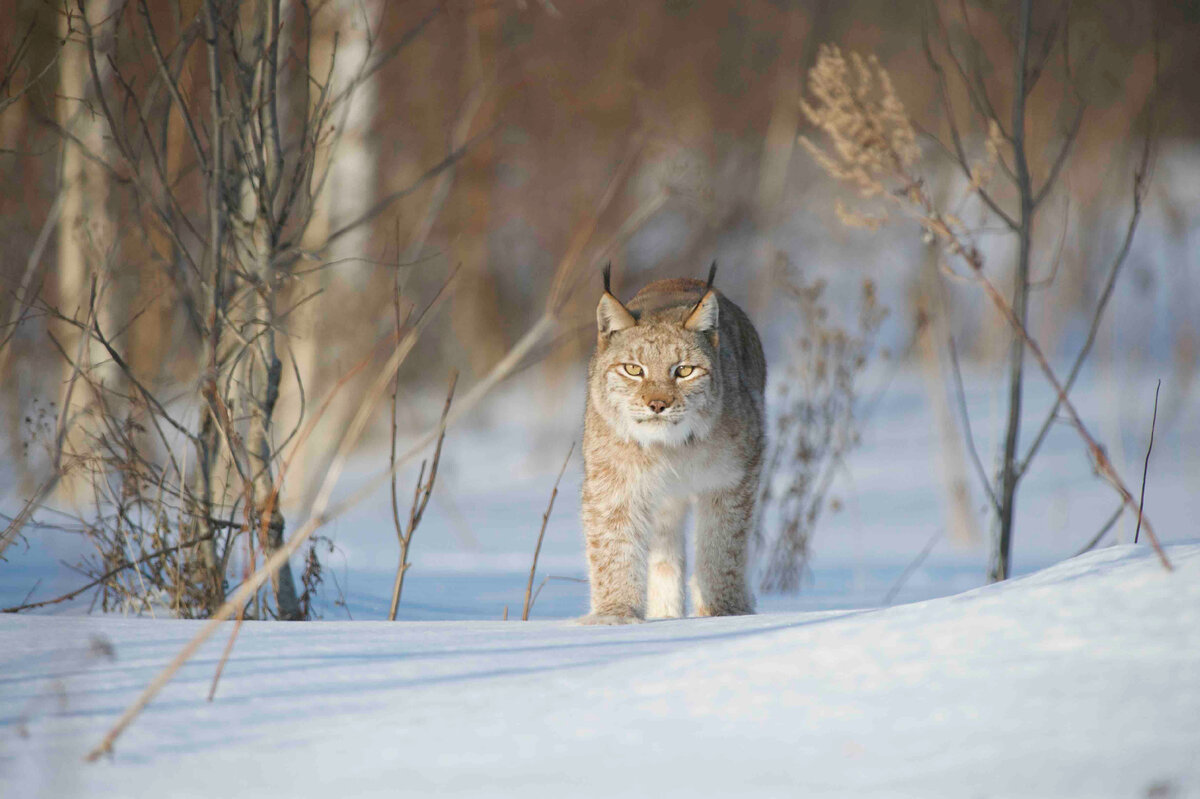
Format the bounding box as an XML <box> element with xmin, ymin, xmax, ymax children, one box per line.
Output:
<box><xmin>578</xmin><ymin>273</ymin><xmax>766</xmax><ymax>624</ymax></box>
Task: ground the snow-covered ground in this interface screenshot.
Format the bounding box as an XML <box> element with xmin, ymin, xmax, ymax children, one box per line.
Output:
<box><xmin>3</xmin><ymin>543</ymin><xmax>1197</xmax><ymax>798</ymax></box>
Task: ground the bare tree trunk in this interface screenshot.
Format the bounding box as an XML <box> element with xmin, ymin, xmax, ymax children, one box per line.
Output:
<box><xmin>244</xmin><ymin>272</ymin><xmax>301</xmax><ymax>618</ymax></box>
<box><xmin>55</xmin><ymin>0</ymin><xmax>116</xmax><ymax>492</ymax></box>
<box><xmin>240</xmin><ymin>0</ymin><xmax>302</xmax><ymax>619</ymax></box>
<box><xmin>991</xmin><ymin>0</ymin><xmax>1034</xmax><ymax>583</ymax></box>
<box><xmin>190</xmin><ymin>0</ymin><xmax>229</xmax><ymax>616</ymax></box>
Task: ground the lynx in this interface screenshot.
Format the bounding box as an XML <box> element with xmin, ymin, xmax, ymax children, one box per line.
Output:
<box><xmin>578</xmin><ymin>264</ymin><xmax>766</xmax><ymax>625</ymax></box>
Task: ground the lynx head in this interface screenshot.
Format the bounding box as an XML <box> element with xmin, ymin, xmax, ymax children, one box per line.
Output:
<box><xmin>590</xmin><ymin>266</ymin><xmax>723</xmax><ymax>447</ymax></box>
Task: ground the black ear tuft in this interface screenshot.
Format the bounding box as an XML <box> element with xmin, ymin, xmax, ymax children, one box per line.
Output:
<box><xmin>602</xmin><ymin>262</ymin><xmax>612</xmax><ymax>294</ymax></box>
<box><xmin>689</xmin><ymin>261</ymin><xmax>718</xmax><ymax>317</ymax></box>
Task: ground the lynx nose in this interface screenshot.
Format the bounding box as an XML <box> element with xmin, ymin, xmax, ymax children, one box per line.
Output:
<box><xmin>647</xmin><ymin>398</ymin><xmax>672</xmax><ymax>414</ymax></box>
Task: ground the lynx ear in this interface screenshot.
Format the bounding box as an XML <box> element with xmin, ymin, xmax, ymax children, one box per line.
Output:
<box><xmin>683</xmin><ymin>290</ymin><xmax>719</xmax><ymax>345</ymax></box>
<box><xmin>597</xmin><ymin>292</ymin><xmax>635</xmax><ymax>337</ymax></box>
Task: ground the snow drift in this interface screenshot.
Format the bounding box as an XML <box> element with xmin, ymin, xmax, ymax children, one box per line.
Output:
<box><xmin>3</xmin><ymin>543</ymin><xmax>1198</xmax><ymax>798</ymax></box>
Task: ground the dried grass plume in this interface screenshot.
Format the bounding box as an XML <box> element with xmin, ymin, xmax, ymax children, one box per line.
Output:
<box><xmin>799</xmin><ymin>45</ymin><xmax>921</xmax><ymax>201</ymax></box>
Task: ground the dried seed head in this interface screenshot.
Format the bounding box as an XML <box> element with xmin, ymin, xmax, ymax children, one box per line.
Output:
<box><xmin>800</xmin><ymin>44</ymin><xmax>921</xmax><ymax>205</ymax></box>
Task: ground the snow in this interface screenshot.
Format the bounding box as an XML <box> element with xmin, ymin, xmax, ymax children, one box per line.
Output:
<box><xmin>4</xmin><ymin>542</ymin><xmax>1198</xmax><ymax>798</ymax></box>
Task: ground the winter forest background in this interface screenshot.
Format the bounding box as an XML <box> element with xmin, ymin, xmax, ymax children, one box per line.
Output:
<box><xmin>1</xmin><ymin>0</ymin><xmax>1198</xmax><ymax>622</ymax></box>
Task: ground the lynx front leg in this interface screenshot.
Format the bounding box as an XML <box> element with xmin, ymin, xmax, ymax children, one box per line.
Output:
<box><xmin>691</xmin><ymin>481</ymin><xmax>756</xmax><ymax>617</ymax></box>
<box><xmin>579</xmin><ymin>487</ymin><xmax>649</xmax><ymax>625</ymax></box>
<box><xmin>646</xmin><ymin>496</ymin><xmax>687</xmax><ymax>619</ymax></box>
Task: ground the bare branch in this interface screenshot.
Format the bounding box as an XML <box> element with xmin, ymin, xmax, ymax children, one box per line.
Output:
<box><xmin>2</xmin><ymin>532</ymin><xmax>218</xmax><ymax>613</ymax></box>
<box><xmin>919</xmin><ymin>9</ymin><xmax>1017</xmax><ymax>230</ymax></box>
<box><xmin>1019</xmin><ymin>141</ymin><xmax>1153</xmax><ymax>475</ymax></box>
<box><xmin>946</xmin><ymin>335</ymin><xmax>1000</xmax><ymax>514</ymax></box>
<box><xmin>0</xmin><ymin>277</ymin><xmax>100</xmax><ymax>558</ymax></box>
<box><xmin>1074</xmin><ymin>504</ymin><xmax>1123</xmax><ymax>557</ymax></box>
<box><xmin>1032</xmin><ymin>101</ymin><xmax>1085</xmax><ymax>208</ymax></box>
<box><xmin>1022</xmin><ymin>2</ymin><xmax>1067</xmax><ymax>96</ymax></box>
<box><xmin>882</xmin><ymin>529</ymin><xmax>941</xmax><ymax>606</ymax></box>
<box><xmin>523</xmin><ymin>442</ymin><xmax>574</xmax><ymax>621</ymax></box>
<box><xmin>388</xmin><ymin>371</ymin><xmax>457</xmax><ymax>620</ymax></box>
<box><xmin>289</xmin><ymin>128</ymin><xmax>494</xmax><ymax>267</ymax></box>
<box><xmin>137</xmin><ymin>0</ymin><xmax>208</xmax><ymax>174</ymax></box>
<box><xmin>1134</xmin><ymin>380</ymin><xmax>1161</xmax><ymax>544</ymax></box>
<box><xmin>0</xmin><ymin>192</ymin><xmax>64</xmax><ymax>372</ymax></box>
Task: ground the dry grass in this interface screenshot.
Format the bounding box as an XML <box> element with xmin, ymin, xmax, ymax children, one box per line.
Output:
<box><xmin>757</xmin><ymin>256</ymin><xmax>887</xmax><ymax>593</ymax></box>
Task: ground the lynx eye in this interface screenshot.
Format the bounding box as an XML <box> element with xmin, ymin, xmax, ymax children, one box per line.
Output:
<box><xmin>674</xmin><ymin>365</ymin><xmax>696</xmax><ymax>379</ymax></box>
<box><xmin>622</xmin><ymin>363</ymin><xmax>644</xmax><ymax>377</ymax></box>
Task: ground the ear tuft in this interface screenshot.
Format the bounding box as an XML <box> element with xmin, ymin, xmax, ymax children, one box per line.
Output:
<box><xmin>683</xmin><ymin>290</ymin><xmax>719</xmax><ymax>337</ymax></box>
<box><xmin>597</xmin><ymin>292</ymin><xmax>635</xmax><ymax>337</ymax></box>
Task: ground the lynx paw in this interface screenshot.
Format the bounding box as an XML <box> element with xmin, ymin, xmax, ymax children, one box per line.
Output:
<box><xmin>575</xmin><ymin>613</ymin><xmax>645</xmax><ymax>626</ymax></box>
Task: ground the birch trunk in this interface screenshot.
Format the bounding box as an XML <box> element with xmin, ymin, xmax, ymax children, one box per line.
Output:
<box><xmin>55</xmin><ymin>0</ymin><xmax>116</xmax><ymax>491</ymax></box>
<box><xmin>190</xmin><ymin>0</ymin><xmax>229</xmax><ymax>616</ymax></box>
<box><xmin>242</xmin><ymin>0</ymin><xmax>302</xmax><ymax>619</ymax></box>
<box><xmin>284</xmin><ymin>0</ymin><xmax>380</xmax><ymax>506</ymax></box>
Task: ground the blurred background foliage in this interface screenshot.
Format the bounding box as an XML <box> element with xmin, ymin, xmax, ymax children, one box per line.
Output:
<box><xmin>1</xmin><ymin>0</ymin><xmax>1197</xmax><ymax>613</ymax></box>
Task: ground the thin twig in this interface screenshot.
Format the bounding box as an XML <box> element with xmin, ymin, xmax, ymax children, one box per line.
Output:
<box><xmin>208</xmin><ymin>276</ymin><xmax>449</xmax><ymax>682</ymax></box>
<box><xmin>387</xmin><ymin>266</ymin><xmax>409</xmax><ymax>616</ymax></box>
<box><xmin>528</xmin><ymin>575</ymin><xmax>588</xmax><ymax>617</ymax></box>
<box><xmin>1134</xmin><ymin>380</ymin><xmax>1161</xmax><ymax>544</ymax></box>
<box><xmin>522</xmin><ymin>443</ymin><xmax>574</xmax><ymax>621</ymax></box>
<box><xmin>1</xmin><ymin>277</ymin><xmax>99</xmax><ymax>558</ymax></box>
<box><xmin>0</xmin><ymin>192</ymin><xmax>63</xmax><ymax>371</ymax></box>
<box><xmin>946</xmin><ymin>335</ymin><xmax>999</xmax><ymax>514</ymax></box>
<box><xmin>388</xmin><ymin>371</ymin><xmax>457</xmax><ymax>620</ymax></box>
<box><xmin>284</xmin><ymin>128</ymin><xmax>494</xmax><ymax>269</ymax></box>
<box><xmin>882</xmin><ymin>529</ymin><xmax>941</xmax><ymax>606</ymax></box>
<box><xmin>1074</xmin><ymin>504</ymin><xmax>1123</xmax><ymax>557</ymax></box>
<box><xmin>918</xmin><ymin>8</ymin><xmax>1016</xmax><ymax>230</ymax></box>
<box><xmin>964</xmin><ymin>248</ymin><xmax>1171</xmax><ymax>571</ymax></box>
<box><xmin>1018</xmin><ymin>151</ymin><xmax>1152</xmax><ymax>476</ymax></box>
<box><xmin>2</xmin><ymin>533</ymin><xmax>217</xmax><ymax>613</ymax></box>
<box><xmin>206</xmin><ymin>613</ymin><xmax>243</xmax><ymax>702</ymax></box>
<box><xmin>1019</xmin><ymin>17</ymin><xmax>1159</xmax><ymax>475</ymax></box>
